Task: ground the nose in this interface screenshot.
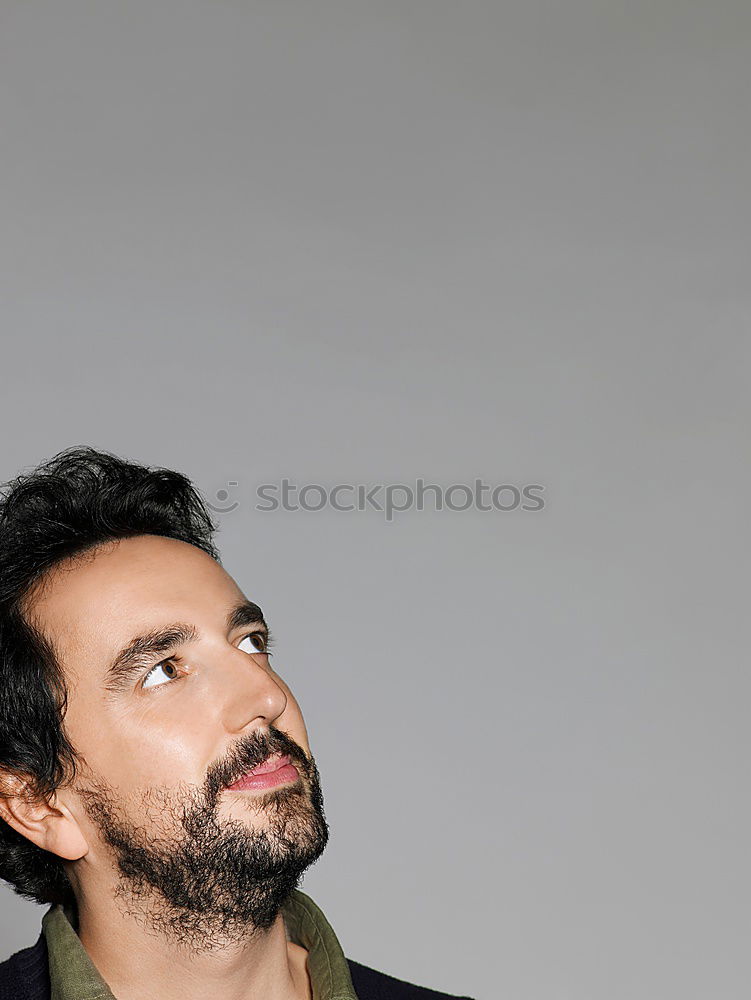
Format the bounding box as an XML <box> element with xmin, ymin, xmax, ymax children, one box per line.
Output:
<box><xmin>217</xmin><ymin>645</ymin><xmax>289</xmax><ymax>734</ymax></box>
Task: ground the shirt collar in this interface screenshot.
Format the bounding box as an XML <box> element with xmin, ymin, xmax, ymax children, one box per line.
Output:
<box><xmin>41</xmin><ymin>889</ymin><xmax>358</xmax><ymax>1000</ymax></box>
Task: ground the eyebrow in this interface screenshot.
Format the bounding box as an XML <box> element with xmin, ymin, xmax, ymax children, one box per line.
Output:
<box><xmin>104</xmin><ymin>600</ymin><xmax>266</xmax><ymax>693</ymax></box>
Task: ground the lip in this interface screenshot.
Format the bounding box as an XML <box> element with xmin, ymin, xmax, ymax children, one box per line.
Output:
<box><xmin>227</xmin><ymin>753</ymin><xmax>299</xmax><ymax>791</ymax></box>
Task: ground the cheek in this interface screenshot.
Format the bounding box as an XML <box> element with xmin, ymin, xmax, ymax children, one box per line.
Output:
<box><xmin>67</xmin><ymin>696</ymin><xmax>212</xmax><ymax>791</ymax></box>
<box><xmin>116</xmin><ymin>722</ymin><xmax>207</xmax><ymax>789</ymax></box>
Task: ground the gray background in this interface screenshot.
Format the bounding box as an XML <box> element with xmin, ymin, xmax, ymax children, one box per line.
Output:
<box><xmin>1</xmin><ymin>3</ymin><xmax>749</xmax><ymax>998</ymax></box>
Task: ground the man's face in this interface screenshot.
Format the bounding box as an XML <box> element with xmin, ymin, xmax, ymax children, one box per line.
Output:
<box><xmin>24</xmin><ymin>534</ymin><xmax>328</xmax><ymax>947</ymax></box>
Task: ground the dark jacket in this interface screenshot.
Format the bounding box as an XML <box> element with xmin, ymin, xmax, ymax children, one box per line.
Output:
<box><xmin>0</xmin><ymin>933</ymin><xmax>476</xmax><ymax>1000</ymax></box>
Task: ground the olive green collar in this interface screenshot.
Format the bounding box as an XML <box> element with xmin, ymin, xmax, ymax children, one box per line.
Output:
<box><xmin>41</xmin><ymin>889</ymin><xmax>358</xmax><ymax>1000</ymax></box>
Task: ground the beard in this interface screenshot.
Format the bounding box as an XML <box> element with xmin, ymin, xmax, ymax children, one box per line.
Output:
<box><xmin>74</xmin><ymin>727</ymin><xmax>329</xmax><ymax>951</ymax></box>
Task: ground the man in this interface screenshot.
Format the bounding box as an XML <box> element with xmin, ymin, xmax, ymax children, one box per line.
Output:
<box><xmin>0</xmin><ymin>447</ymin><xmax>473</xmax><ymax>1000</ymax></box>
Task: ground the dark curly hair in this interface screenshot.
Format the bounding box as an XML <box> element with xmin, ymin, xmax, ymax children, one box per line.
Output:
<box><xmin>0</xmin><ymin>446</ymin><xmax>220</xmax><ymax>907</ymax></box>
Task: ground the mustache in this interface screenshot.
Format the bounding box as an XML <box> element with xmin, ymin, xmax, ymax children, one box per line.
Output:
<box><xmin>204</xmin><ymin>728</ymin><xmax>308</xmax><ymax>800</ymax></box>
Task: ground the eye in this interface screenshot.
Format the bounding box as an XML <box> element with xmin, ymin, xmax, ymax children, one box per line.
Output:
<box><xmin>142</xmin><ymin>659</ymin><xmax>181</xmax><ymax>690</ymax></box>
<box><xmin>237</xmin><ymin>631</ymin><xmax>271</xmax><ymax>656</ymax></box>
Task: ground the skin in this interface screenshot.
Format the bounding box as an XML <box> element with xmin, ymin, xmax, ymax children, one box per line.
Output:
<box><xmin>0</xmin><ymin>534</ymin><xmax>326</xmax><ymax>1000</ymax></box>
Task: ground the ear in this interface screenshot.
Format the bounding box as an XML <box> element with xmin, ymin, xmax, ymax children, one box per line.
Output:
<box><xmin>0</xmin><ymin>772</ymin><xmax>89</xmax><ymax>861</ymax></box>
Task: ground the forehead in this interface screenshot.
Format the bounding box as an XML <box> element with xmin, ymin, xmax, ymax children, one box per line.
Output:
<box><xmin>25</xmin><ymin>535</ymin><xmax>243</xmax><ymax>672</ymax></box>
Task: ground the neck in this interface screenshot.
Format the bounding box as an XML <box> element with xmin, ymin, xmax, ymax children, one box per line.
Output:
<box><xmin>71</xmin><ymin>881</ymin><xmax>312</xmax><ymax>1000</ymax></box>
